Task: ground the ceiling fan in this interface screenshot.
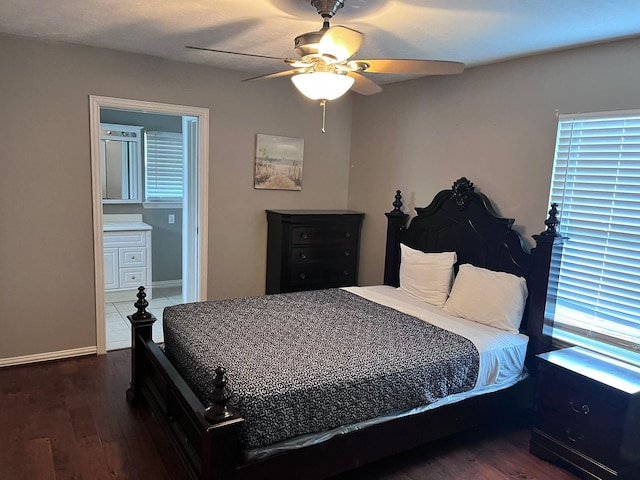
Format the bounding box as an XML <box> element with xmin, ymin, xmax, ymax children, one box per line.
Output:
<box><xmin>186</xmin><ymin>0</ymin><xmax>465</xmax><ymax>130</ymax></box>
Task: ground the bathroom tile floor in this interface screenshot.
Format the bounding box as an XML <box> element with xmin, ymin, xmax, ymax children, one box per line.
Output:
<box><xmin>106</xmin><ymin>287</ymin><xmax>182</xmax><ymax>351</ymax></box>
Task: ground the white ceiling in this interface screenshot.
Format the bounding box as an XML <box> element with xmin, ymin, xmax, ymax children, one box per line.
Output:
<box><xmin>1</xmin><ymin>0</ymin><xmax>640</xmax><ymax>87</ymax></box>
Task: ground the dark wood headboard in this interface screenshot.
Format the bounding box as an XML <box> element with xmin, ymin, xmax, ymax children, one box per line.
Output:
<box><xmin>383</xmin><ymin>178</ymin><xmax>564</xmax><ymax>369</ymax></box>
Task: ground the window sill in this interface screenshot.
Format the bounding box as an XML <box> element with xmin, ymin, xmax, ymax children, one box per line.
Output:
<box><xmin>143</xmin><ymin>202</ymin><xmax>182</xmax><ymax>209</ymax></box>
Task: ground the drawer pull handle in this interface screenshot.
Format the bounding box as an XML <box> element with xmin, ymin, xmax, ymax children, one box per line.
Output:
<box><xmin>344</xmin><ymin>251</ymin><xmax>350</xmax><ymax>257</ymax></box>
<box><xmin>299</xmin><ymin>273</ymin><xmax>306</xmax><ymax>279</ymax></box>
<box><xmin>569</xmin><ymin>400</ymin><xmax>590</xmax><ymax>415</ymax></box>
<box><xmin>343</xmin><ymin>270</ymin><xmax>349</xmax><ymax>276</ymax></box>
<box><xmin>344</xmin><ymin>232</ymin><xmax>351</xmax><ymax>238</ymax></box>
<box><xmin>565</xmin><ymin>428</ymin><xmax>584</xmax><ymax>443</ymax></box>
<box><xmin>300</xmin><ymin>253</ymin><xmax>307</xmax><ymax>260</ymax></box>
<box><xmin>300</xmin><ymin>233</ymin><xmax>308</xmax><ymax>240</ymax></box>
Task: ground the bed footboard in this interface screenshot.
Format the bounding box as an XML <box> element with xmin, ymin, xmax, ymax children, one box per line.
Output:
<box><xmin>126</xmin><ymin>287</ymin><xmax>244</xmax><ymax>480</ymax></box>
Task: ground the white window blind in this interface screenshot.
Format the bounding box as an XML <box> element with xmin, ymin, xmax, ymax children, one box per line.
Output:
<box><xmin>144</xmin><ymin>131</ymin><xmax>184</xmax><ymax>201</ymax></box>
<box><xmin>549</xmin><ymin>111</ymin><xmax>640</xmax><ymax>364</ymax></box>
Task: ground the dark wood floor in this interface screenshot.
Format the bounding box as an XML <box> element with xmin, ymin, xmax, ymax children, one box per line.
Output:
<box><xmin>0</xmin><ymin>350</ymin><xmax>581</xmax><ymax>480</ymax></box>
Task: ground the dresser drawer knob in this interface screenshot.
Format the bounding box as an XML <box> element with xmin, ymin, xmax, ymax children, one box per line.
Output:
<box><xmin>343</xmin><ymin>270</ymin><xmax>349</xmax><ymax>276</ymax></box>
<box><xmin>299</xmin><ymin>273</ymin><xmax>306</xmax><ymax>279</ymax></box>
<box><xmin>300</xmin><ymin>232</ymin><xmax>308</xmax><ymax>240</ymax></box>
<box><xmin>299</xmin><ymin>253</ymin><xmax>307</xmax><ymax>260</ymax></box>
<box><xmin>569</xmin><ymin>400</ymin><xmax>590</xmax><ymax>415</ymax></box>
<box><xmin>344</xmin><ymin>251</ymin><xmax>350</xmax><ymax>257</ymax></box>
<box><xmin>344</xmin><ymin>232</ymin><xmax>351</xmax><ymax>238</ymax></box>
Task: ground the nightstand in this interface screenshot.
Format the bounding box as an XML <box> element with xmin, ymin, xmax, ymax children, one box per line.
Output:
<box><xmin>530</xmin><ymin>346</ymin><xmax>640</xmax><ymax>479</ymax></box>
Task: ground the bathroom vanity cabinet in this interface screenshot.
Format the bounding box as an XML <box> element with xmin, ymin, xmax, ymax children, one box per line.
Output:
<box><xmin>103</xmin><ymin>215</ymin><xmax>152</xmax><ymax>302</ymax></box>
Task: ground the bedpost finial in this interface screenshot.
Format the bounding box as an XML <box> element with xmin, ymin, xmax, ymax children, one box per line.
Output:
<box><xmin>542</xmin><ymin>202</ymin><xmax>561</xmax><ymax>236</ymax></box>
<box><xmin>205</xmin><ymin>366</ymin><xmax>235</xmax><ymax>423</ymax></box>
<box><xmin>451</xmin><ymin>177</ymin><xmax>475</xmax><ymax>209</ymax></box>
<box><xmin>131</xmin><ymin>286</ymin><xmax>152</xmax><ymax>320</ymax></box>
<box><xmin>390</xmin><ymin>190</ymin><xmax>403</xmax><ymax>214</ymax></box>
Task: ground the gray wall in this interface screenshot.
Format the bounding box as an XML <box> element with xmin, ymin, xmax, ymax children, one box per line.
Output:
<box><xmin>0</xmin><ymin>33</ymin><xmax>353</xmax><ymax>361</ymax></box>
<box><xmin>348</xmin><ymin>37</ymin><xmax>640</xmax><ymax>286</ymax></box>
<box><xmin>2</xmin><ymin>29</ymin><xmax>640</xmax><ymax>363</ymax></box>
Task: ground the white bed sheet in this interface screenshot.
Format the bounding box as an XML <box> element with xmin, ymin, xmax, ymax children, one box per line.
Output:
<box><xmin>245</xmin><ymin>285</ymin><xmax>529</xmax><ymax>461</ymax></box>
<box><xmin>343</xmin><ymin>285</ymin><xmax>529</xmax><ymax>390</ymax></box>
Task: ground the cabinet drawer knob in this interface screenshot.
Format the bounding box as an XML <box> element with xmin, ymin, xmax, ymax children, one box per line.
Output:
<box><xmin>569</xmin><ymin>400</ymin><xmax>590</xmax><ymax>415</ymax></box>
<box><xmin>300</xmin><ymin>253</ymin><xmax>307</xmax><ymax>260</ymax></box>
<box><xmin>344</xmin><ymin>232</ymin><xmax>351</xmax><ymax>238</ymax></box>
<box><xmin>300</xmin><ymin>232</ymin><xmax>308</xmax><ymax>240</ymax></box>
<box><xmin>343</xmin><ymin>270</ymin><xmax>349</xmax><ymax>276</ymax></box>
<box><xmin>344</xmin><ymin>251</ymin><xmax>350</xmax><ymax>257</ymax></box>
<box><xmin>299</xmin><ymin>273</ymin><xmax>306</xmax><ymax>279</ymax></box>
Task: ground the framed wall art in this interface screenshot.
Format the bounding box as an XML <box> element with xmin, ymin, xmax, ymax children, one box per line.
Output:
<box><xmin>254</xmin><ymin>134</ymin><xmax>304</xmax><ymax>191</ymax></box>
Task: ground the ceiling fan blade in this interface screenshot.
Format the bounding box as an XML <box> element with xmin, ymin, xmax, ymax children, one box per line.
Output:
<box><xmin>354</xmin><ymin>59</ymin><xmax>465</xmax><ymax>75</ymax></box>
<box><xmin>319</xmin><ymin>26</ymin><xmax>363</xmax><ymax>63</ymax></box>
<box><xmin>242</xmin><ymin>69</ymin><xmax>304</xmax><ymax>82</ymax></box>
<box><xmin>186</xmin><ymin>45</ymin><xmax>297</xmax><ymax>63</ymax></box>
<box><xmin>347</xmin><ymin>72</ymin><xmax>382</xmax><ymax>95</ymax></box>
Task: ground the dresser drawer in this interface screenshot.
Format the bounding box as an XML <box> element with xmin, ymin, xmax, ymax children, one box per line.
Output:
<box><xmin>289</xmin><ymin>266</ymin><xmax>357</xmax><ymax>288</ymax></box>
<box><xmin>290</xmin><ymin>246</ymin><xmax>357</xmax><ymax>265</ymax></box>
<box><xmin>290</xmin><ymin>226</ymin><xmax>359</xmax><ymax>245</ymax></box>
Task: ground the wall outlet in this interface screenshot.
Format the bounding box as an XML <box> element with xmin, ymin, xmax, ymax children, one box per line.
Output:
<box><xmin>168</xmin><ymin>214</ymin><xmax>175</xmax><ymax>224</ymax></box>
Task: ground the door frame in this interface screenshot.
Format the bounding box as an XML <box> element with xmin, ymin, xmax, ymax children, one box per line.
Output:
<box><xmin>89</xmin><ymin>95</ymin><xmax>209</xmax><ymax>354</ymax></box>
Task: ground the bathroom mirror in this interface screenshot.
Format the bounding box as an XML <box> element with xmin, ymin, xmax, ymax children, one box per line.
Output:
<box><xmin>100</xmin><ymin>123</ymin><xmax>143</xmax><ymax>203</ymax></box>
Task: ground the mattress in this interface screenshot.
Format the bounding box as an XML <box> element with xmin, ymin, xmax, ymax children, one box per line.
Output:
<box><xmin>162</xmin><ymin>288</ymin><xmax>481</xmax><ymax>449</ymax></box>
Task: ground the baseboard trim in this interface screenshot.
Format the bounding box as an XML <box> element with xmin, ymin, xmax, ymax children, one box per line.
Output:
<box><xmin>152</xmin><ymin>279</ymin><xmax>182</xmax><ymax>289</ymax></box>
<box><xmin>0</xmin><ymin>346</ymin><xmax>97</xmax><ymax>368</ymax></box>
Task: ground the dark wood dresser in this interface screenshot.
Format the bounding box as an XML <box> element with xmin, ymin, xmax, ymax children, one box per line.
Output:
<box><xmin>530</xmin><ymin>346</ymin><xmax>640</xmax><ymax>480</ymax></box>
<box><xmin>265</xmin><ymin>210</ymin><xmax>364</xmax><ymax>294</ymax></box>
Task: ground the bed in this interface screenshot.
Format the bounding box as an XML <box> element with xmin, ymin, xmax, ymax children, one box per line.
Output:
<box><xmin>126</xmin><ymin>177</ymin><xmax>563</xmax><ymax>480</ymax></box>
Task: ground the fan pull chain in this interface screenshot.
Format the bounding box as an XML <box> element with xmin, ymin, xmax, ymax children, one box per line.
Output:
<box><xmin>320</xmin><ymin>99</ymin><xmax>327</xmax><ymax>133</ymax></box>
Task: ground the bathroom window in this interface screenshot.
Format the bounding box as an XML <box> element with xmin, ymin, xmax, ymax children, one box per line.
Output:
<box><xmin>144</xmin><ymin>131</ymin><xmax>184</xmax><ymax>203</ymax></box>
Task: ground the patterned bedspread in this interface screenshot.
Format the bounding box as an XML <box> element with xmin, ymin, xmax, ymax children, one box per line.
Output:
<box><xmin>162</xmin><ymin>288</ymin><xmax>479</xmax><ymax>449</ymax></box>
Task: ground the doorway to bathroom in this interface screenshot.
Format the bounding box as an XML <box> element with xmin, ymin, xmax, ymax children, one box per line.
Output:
<box><xmin>89</xmin><ymin>96</ymin><xmax>210</xmax><ymax>354</ymax></box>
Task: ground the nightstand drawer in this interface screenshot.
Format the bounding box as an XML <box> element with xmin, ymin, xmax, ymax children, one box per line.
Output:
<box><xmin>290</xmin><ymin>246</ymin><xmax>358</xmax><ymax>265</ymax></box>
<box><xmin>537</xmin><ymin>369</ymin><xmax>625</xmax><ymax>431</ymax></box>
<box><xmin>537</xmin><ymin>407</ymin><xmax>620</xmax><ymax>467</ymax></box>
<box><xmin>290</xmin><ymin>226</ymin><xmax>359</xmax><ymax>245</ymax></box>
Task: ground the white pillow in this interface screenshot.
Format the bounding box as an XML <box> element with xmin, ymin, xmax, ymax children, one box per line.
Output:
<box><xmin>399</xmin><ymin>244</ymin><xmax>457</xmax><ymax>308</ymax></box>
<box><xmin>442</xmin><ymin>264</ymin><xmax>528</xmax><ymax>333</ymax></box>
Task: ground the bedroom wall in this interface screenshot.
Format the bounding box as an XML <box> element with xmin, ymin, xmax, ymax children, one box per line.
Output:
<box><xmin>348</xmin><ymin>36</ymin><xmax>640</xmax><ymax>286</ymax></box>
<box><xmin>0</xmin><ymin>33</ymin><xmax>353</xmax><ymax>362</ymax></box>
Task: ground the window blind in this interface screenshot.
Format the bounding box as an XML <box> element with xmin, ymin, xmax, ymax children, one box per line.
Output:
<box><xmin>549</xmin><ymin>111</ymin><xmax>640</xmax><ymax>363</ymax></box>
<box><xmin>145</xmin><ymin>131</ymin><xmax>184</xmax><ymax>201</ymax></box>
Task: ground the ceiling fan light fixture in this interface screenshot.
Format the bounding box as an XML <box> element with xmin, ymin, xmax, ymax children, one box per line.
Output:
<box><xmin>291</xmin><ymin>71</ymin><xmax>354</xmax><ymax>101</ymax></box>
